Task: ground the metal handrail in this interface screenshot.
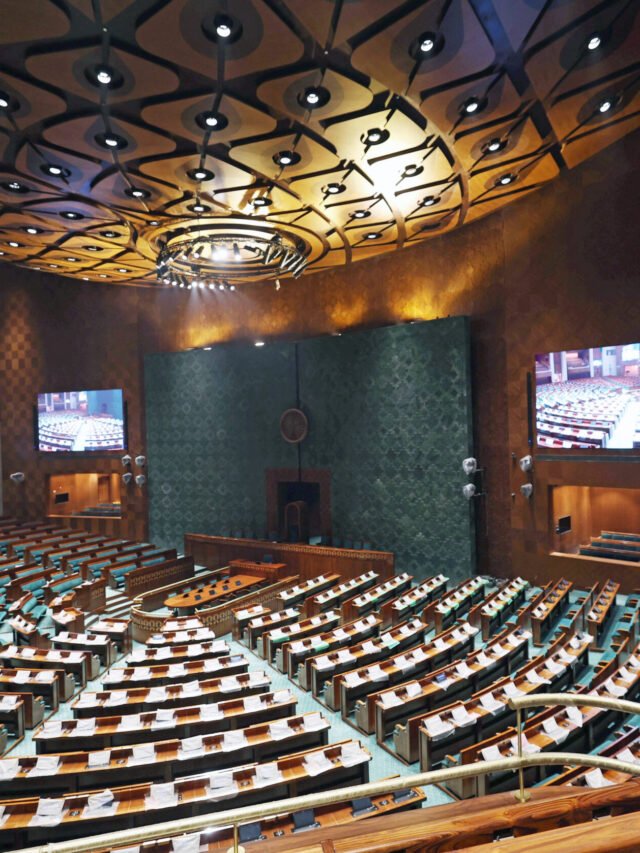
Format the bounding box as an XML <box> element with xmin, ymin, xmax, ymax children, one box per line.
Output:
<box><xmin>18</xmin><ymin>692</ymin><xmax>640</xmax><ymax>853</ymax></box>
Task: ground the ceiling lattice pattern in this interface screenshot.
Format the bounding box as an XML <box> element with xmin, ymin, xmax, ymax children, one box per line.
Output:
<box><xmin>0</xmin><ymin>0</ymin><xmax>638</xmax><ymax>289</ymax></box>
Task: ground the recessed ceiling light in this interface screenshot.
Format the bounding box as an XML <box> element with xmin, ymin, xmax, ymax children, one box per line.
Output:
<box><xmin>587</xmin><ymin>33</ymin><xmax>602</xmax><ymax>51</ymax></box>
<box><xmin>187</xmin><ymin>167</ymin><xmax>215</xmax><ymax>182</ymax></box>
<box><xmin>99</xmin><ymin>274</ymin><xmax>108</xmax><ymax>278</ymax></box>
<box><xmin>96</xmin><ymin>68</ymin><xmax>112</xmax><ymax>85</ymax></box>
<box><xmin>41</xmin><ymin>164</ymin><xmax>68</xmax><ymax>178</ymax></box>
<box><xmin>598</xmin><ymin>98</ymin><xmax>613</xmax><ymax>113</ymax></box>
<box><xmin>8</xmin><ymin>241</ymin><xmax>20</xmax><ymax>248</ymax></box>
<box><xmin>229</xmin><ymin>285</ymin><xmax>236</xmax><ymax>291</ymax></box>
<box><xmin>25</xmin><ymin>227</ymin><xmax>40</xmax><ymax>235</ymax></box>
<box><xmin>3</xmin><ymin>180</ymin><xmax>28</xmax><ymax>193</ymax></box>
<box><xmin>273</xmin><ymin>150</ymin><xmax>301</xmax><ymax>167</ymax></box>
<box><xmin>149</xmin><ymin>220</ymin><xmax>160</xmax><ymax>226</ymax></box>
<box><xmin>204</xmin><ymin>346</ymin><xmax>212</xmax><ymax>350</ymax></box>
<box><xmin>84</xmin><ymin>245</ymin><xmax>101</xmax><ymax>251</ymax></box>
<box><xmin>85</xmin><ymin>64</ymin><xmax>123</xmax><ymax>90</ymax></box>
<box><xmin>95</xmin><ymin>132</ymin><xmax>128</xmax><ymax>151</ymax></box>
<box><xmin>101</xmin><ymin>230</ymin><xmax>118</xmax><ymax>238</ymax></box>
<box><xmin>421</xmin><ymin>195</ymin><xmax>440</xmax><ymax>207</ymax></box>
<box><xmin>461</xmin><ymin>96</ymin><xmax>483</xmax><ymax>115</ymax></box>
<box><xmin>0</xmin><ymin>93</ymin><xmax>9</xmax><ymax>109</ymax></box>
<box><xmin>125</xmin><ymin>187</ymin><xmax>150</xmax><ymax>199</ymax></box>
<box><xmin>65</xmin><ymin>257</ymin><xmax>78</xmax><ymax>262</ymax></box>
<box><xmin>325</xmin><ymin>182</ymin><xmax>346</xmax><ymax>195</ymax></box>
<box><xmin>215</xmin><ymin>14</ymin><xmax>233</xmax><ymax>38</ymax></box>
<box><xmin>255</xmin><ymin>340</ymin><xmax>265</xmax><ymax>347</ymax></box>
<box><xmin>410</xmin><ymin>31</ymin><xmax>442</xmax><ymax>59</ymax></box>
<box><xmin>0</xmin><ymin>251</ymin><xmax>4</xmax><ymax>255</ymax></box>
<box><xmin>299</xmin><ymin>85</ymin><xmax>331</xmax><ymax>110</ymax></box>
<box><xmin>61</xmin><ymin>210</ymin><xmax>84</xmax><ymax>220</ymax></box>
<box><xmin>252</xmin><ymin>196</ymin><xmax>272</xmax><ymax>207</ymax></box>
<box><xmin>82</xmin><ymin>277</ymin><xmax>89</xmax><ymax>281</ymax></box>
<box><xmin>402</xmin><ymin>164</ymin><xmax>423</xmax><ymax>178</ymax></box>
<box><xmin>189</xmin><ymin>202</ymin><xmax>210</xmax><ymax>213</ymax></box>
<box><xmin>49</xmin><ymin>264</ymin><xmax>59</xmax><ymax>268</ymax></box>
<box><xmin>117</xmin><ymin>268</ymin><xmax>128</xmax><ymax>273</ymax></box>
<box><xmin>497</xmin><ymin>173</ymin><xmax>516</xmax><ymax>186</ymax></box>
<box><xmin>365</xmin><ymin>232</ymin><xmax>381</xmax><ymax>240</ymax></box>
<box><xmin>196</xmin><ymin>111</ymin><xmax>228</xmax><ymax>132</ymax></box>
<box><xmin>362</xmin><ymin>128</ymin><xmax>389</xmax><ymax>146</ymax></box>
<box><xmin>485</xmin><ymin>138</ymin><xmax>505</xmax><ymax>153</ymax></box>
<box><xmin>218</xmin><ymin>283</ymin><xmax>225</xmax><ymax>290</ymax></box>
<box><xmin>420</xmin><ymin>36</ymin><xmax>436</xmax><ymax>53</ymax></box>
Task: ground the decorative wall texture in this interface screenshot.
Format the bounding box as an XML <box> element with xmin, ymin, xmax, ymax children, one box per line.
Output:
<box><xmin>145</xmin><ymin>320</ymin><xmax>474</xmax><ymax>581</ymax></box>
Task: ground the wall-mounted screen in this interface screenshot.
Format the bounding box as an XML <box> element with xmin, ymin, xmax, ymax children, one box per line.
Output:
<box><xmin>36</xmin><ymin>389</ymin><xmax>126</xmax><ymax>452</ymax></box>
<box><xmin>535</xmin><ymin>343</ymin><xmax>640</xmax><ymax>450</ymax></box>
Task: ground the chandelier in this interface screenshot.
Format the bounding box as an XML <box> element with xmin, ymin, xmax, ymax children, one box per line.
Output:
<box><xmin>156</xmin><ymin>221</ymin><xmax>310</xmax><ymax>289</ymax></box>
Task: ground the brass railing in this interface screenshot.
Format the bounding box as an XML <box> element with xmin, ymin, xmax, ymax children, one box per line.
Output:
<box><xmin>20</xmin><ymin>692</ymin><xmax>640</xmax><ymax>853</ymax></box>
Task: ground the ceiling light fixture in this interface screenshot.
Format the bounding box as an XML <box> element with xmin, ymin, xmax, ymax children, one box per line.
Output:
<box><xmin>125</xmin><ymin>187</ymin><xmax>150</xmax><ymax>199</ymax></box>
<box><xmin>3</xmin><ymin>180</ymin><xmax>28</xmax><ymax>193</ymax></box>
<box><xmin>252</xmin><ymin>196</ymin><xmax>272</xmax><ymax>207</ymax></box>
<box><xmin>485</xmin><ymin>138</ymin><xmax>505</xmax><ymax>153</ymax></box>
<box><xmin>299</xmin><ymin>85</ymin><xmax>331</xmax><ymax>110</ymax></box>
<box><xmin>365</xmin><ymin>232</ymin><xmax>381</xmax><ymax>240</ymax></box>
<box><xmin>188</xmin><ymin>202</ymin><xmax>210</xmax><ymax>214</ymax></box>
<box><xmin>324</xmin><ymin>182</ymin><xmax>346</xmax><ymax>195</ymax></box>
<box><xmin>65</xmin><ymin>256</ymin><xmax>78</xmax><ymax>262</ymax></box>
<box><xmin>410</xmin><ymin>31</ymin><xmax>443</xmax><ymax>60</ymax></box>
<box><xmin>587</xmin><ymin>34</ymin><xmax>602</xmax><ymax>51</ymax></box>
<box><xmin>95</xmin><ymin>132</ymin><xmax>128</xmax><ymax>150</ymax></box>
<box><xmin>352</xmin><ymin>209</ymin><xmax>370</xmax><ymax>219</ymax></box>
<box><xmin>215</xmin><ymin>15</ymin><xmax>233</xmax><ymax>38</ymax></box>
<box><xmin>41</xmin><ymin>164</ymin><xmax>69</xmax><ymax>178</ymax></box>
<box><xmin>497</xmin><ymin>173</ymin><xmax>516</xmax><ymax>186</ymax></box>
<box><xmin>255</xmin><ymin>340</ymin><xmax>265</xmax><ymax>347</ymax></box>
<box><xmin>461</xmin><ymin>96</ymin><xmax>483</xmax><ymax>115</ymax></box>
<box><xmin>61</xmin><ymin>211</ymin><xmax>84</xmax><ymax>220</ymax></box>
<box><xmin>420</xmin><ymin>195</ymin><xmax>439</xmax><ymax>206</ymax></box>
<box><xmin>8</xmin><ymin>241</ymin><xmax>21</xmax><ymax>248</ymax></box>
<box><xmin>273</xmin><ymin>150</ymin><xmax>301</xmax><ymax>167</ymax></box>
<box><xmin>195</xmin><ymin>111</ymin><xmax>229</xmax><ymax>131</ymax></box>
<box><xmin>188</xmin><ymin>167</ymin><xmax>215</xmax><ymax>182</ymax></box>
<box><xmin>0</xmin><ymin>93</ymin><xmax>10</xmax><ymax>109</ymax></box>
<box><xmin>598</xmin><ymin>98</ymin><xmax>613</xmax><ymax>113</ymax></box>
<box><xmin>85</xmin><ymin>245</ymin><xmax>101</xmax><ymax>251</ymax></box>
<box><xmin>362</xmin><ymin>127</ymin><xmax>389</xmax><ymax>146</ymax></box>
<box><xmin>101</xmin><ymin>230</ymin><xmax>118</xmax><ymax>238</ymax></box>
<box><xmin>25</xmin><ymin>227</ymin><xmax>40</xmax><ymax>235</ymax></box>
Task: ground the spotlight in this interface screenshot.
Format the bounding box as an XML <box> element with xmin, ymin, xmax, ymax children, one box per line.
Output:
<box><xmin>0</xmin><ymin>93</ymin><xmax>9</xmax><ymax>109</ymax></box>
<box><xmin>598</xmin><ymin>98</ymin><xmax>613</xmax><ymax>113</ymax></box>
<box><xmin>402</xmin><ymin>164</ymin><xmax>422</xmax><ymax>178</ymax></box>
<box><xmin>41</xmin><ymin>164</ymin><xmax>69</xmax><ymax>178</ymax></box>
<box><xmin>95</xmin><ymin>132</ymin><xmax>128</xmax><ymax>150</ymax></box>
<box><xmin>101</xmin><ymin>230</ymin><xmax>117</xmax><ymax>238</ymax></box>
<box><xmin>84</xmin><ymin>245</ymin><xmax>101</xmax><ymax>251</ymax></box>
<box><xmin>420</xmin><ymin>195</ymin><xmax>439</xmax><ymax>207</ymax></box>
<box><xmin>195</xmin><ymin>111</ymin><xmax>229</xmax><ymax>131</ymax></box>
<box><xmin>2</xmin><ymin>180</ymin><xmax>28</xmax><ymax>193</ymax></box>
<box><xmin>117</xmin><ymin>267</ymin><xmax>128</xmax><ymax>273</ymax></box>
<box><xmin>461</xmin><ymin>96</ymin><xmax>483</xmax><ymax>115</ymax></box>
<box><xmin>496</xmin><ymin>173</ymin><xmax>516</xmax><ymax>186</ymax></box>
<box><xmin>409</xmin><ymin>31</ymin><xmax>442</xmax><ymax>60</ymax></box>
<box><xmin>485</xmin><ymin>138</ymin><xmax>505</xmax><ymax>153</ymax></box>
<box><xmin>362</xmin><ymin>128</ymin><xmax>389</xmax><ymax>146</ymax></box>
<box><xmin>299</xmin><ymin>85</ymin><xmax>331</xmax><ymax>110</ymax></box>
<box><xmin>218</xmin><ymin>282</ymin><xmax>225</xmax><ymax>290</ymax></box>
<box><xmin>229</xmin><ymin>285</ymin><xmax>236</xmax><ymax>291</ymax></box>
<box><xmin>125</xmin><ymin>187</ymin><xmax>149</xmax><ymax>199</ymax></box>
<box><xmin>187</xmin><ymin>167</ymin><xmax>214</xmax><ymax>182</ymax></box>
<box><xmin>121</xmin><ymin>455</ymin><xmax>132</xmax><ymax>467</ymax></box>
<box><xmin>273</xmin><ymin>150</ymin><xmax>301</xmax><ymax>167</ymax></box>
<box><xmin>255</xmin><ymin>341</ymin><xmax>265</xmax><ymax>347</ymax></box>
<box><xmin>462</xmin><ymin>457</ymin><xmax>478</xmax><ymax>475</ymax></box>
<box><xmin>25</xmin><ymin>227</ymin><xmax>40</xmax><ymax>235</ymax></box>
<box><xmin>65</xmin><ymin>257</ymin><xmax>78</xmax><ymax>262</ymax></box>
<box><xmin>324</xmin><ymin>182</ymin><xmax>346</xmax><ymax>195</ymax></box>
<box><xmin>8</xmin><ymin>241</ymin><xmax>20</xmax><ymax>248</ymax></box>
<box><xmin>9</xmin><ymin>472</ymin><xmax>25</xmax><ymax>484</ymax></box>
<box><xmin>50</xmin><ymin>264</ymin><xmax>59</xmax><ymax>268</ymax></box>
<box><xmin>519</xmin><ymin>455</ymin><xmax>533</xmax><ymax>472</ymax></box>
<box><xmin>189</xmin><ymin>202</ymin><xmax>210</xmax><ymax>213</ymax></box>
<box><xmin>214</xmin><ymin>14</ymin><xmax>233</xmax><ymax>38</ymax></box>
<box><xmin>520</xmin><ymin>483</ymin><xmax>533</xmax><ymax>499</ymax></box>
<box><xmin>352</xmin><ymin>209</ymin><xmax>370</xmax><ymax>219</ymax></box>
<box><xmin>253</xmin><ymin>196</ymin><xmax>272</xmax><ymax>207</ymax></box>
<box><xmin>420</xmin><ymin>36</ymin><xmax>436</xmax><ymax>53</ymax></box>
<box><xmin>462</xmin><ymin>483</ymin><xmax>477</xmax><ymax>500</ymax></box>
<box><xmin>149</xmin><ymin>220</ymin><xmax>160</xmax><ymax>226</ymax></box>
<box><xmin>365</xmin><ymin>232</ymin><xmax>381</xmax><ymax>240</ymax></box>
<box><xmin>61</xmin><ymin>211</ymin><xmax>84</xmax><ymax>220</ymax></box>
<box><xmin>587</xmin><ymin>33</ymin><xmax>602</xmax><ymax>51</ymax></box>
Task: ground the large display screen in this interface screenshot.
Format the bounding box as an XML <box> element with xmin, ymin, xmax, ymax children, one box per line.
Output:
<box><xmin>535</xmin><ymin>343</ymin><xmax>640</xmax><ymax>450</ymax></box>
<box><xmin>36</xmin><ymin>389</ymin><xmax>126</xmax><ymax>453</ymax></box>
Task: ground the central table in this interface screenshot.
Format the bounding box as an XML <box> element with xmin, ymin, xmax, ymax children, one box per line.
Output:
<box><xmin>164</xmin><ymin>573</ymin><xmax>263</xmax><ymax>614</ymax></box>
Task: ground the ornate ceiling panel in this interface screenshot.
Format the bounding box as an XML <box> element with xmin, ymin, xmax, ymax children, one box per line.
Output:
<box><xmin>0</xmin><ymin>0</ymin><xmax>637</xmax><ymax>291</ymax></box>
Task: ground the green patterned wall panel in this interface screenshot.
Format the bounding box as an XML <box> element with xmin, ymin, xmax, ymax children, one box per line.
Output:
<box><xmin>298</xmin><ymin>318</ymin><xmax>474</xmax><ymax>582</ymax></box>
<box><xmin>145</xmin><ymin>344</ymin><xmax>297</xmax><ymax>550</ymax></box>
<box><xmin>145</xmin><ymin>318</ymin><xmax>474</xmax><ymax>580</ymax></box>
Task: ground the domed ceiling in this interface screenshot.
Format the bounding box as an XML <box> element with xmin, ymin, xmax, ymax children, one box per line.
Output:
<box><xmin>0</xmin><ymin>0</ymin><xmax>638</xmax><ymax>290</ymax></box>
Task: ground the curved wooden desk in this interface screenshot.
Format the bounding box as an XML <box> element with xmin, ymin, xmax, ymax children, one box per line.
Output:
<box><xmin>164</xmin><ymin>573</ymin><xmax>263</xmax><ymax>613</ymax></box>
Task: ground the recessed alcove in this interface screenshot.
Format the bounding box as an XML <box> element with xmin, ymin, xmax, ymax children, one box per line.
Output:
<box><xmin>47</xmin><ymin>473</ymin><xmax>121</xmax><ymax>519</ymax></box>
<box><xmin>550</xmin><ymin>485</ymin><xmax>640</xmax><ymax>557</ymax></box>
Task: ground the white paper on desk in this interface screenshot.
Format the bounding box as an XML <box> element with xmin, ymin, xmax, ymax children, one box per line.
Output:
<box><xmin>354</xmin><ymin>621</ymin><xmax>368</xmax><ymax>633</ymax></box>
<box><xmin>21</xmin><ymin>647</ymin><xmax>36</xmax><ymax>658</ymax></box>
<box><xmin>619</xmin><ymin>666</ymin><xmax>634</xmax><ymax>683</ymax></box>
<box><xmin>545</xmin><ymin>658</ymin><xmax>564</xmax><ymax>675</ymax></box>
<box><xmin>129</xmin><ymin>743</ymin><xmax>155</xmax><ymax>765</ymax></box>
<box><xmin>222</xmin><ymin>730</ymin><xmax>248</xmax><ymax>752</ymax></box>
<box><xmin>476</xmin><ymin>652</ymin><xmax>492</xmax><ymax>668</ymax></box>
<box><xmin>337</xmin><ymin>650</ymin><xmax>355</xmax><ymax>664</ymax></box>
<box><xmin>75</xmin><ymin>695</ymin><xmax>95</xmax><ymax>709</ymax></box>
<box><xmin>340</xmin><ymin>743</ymin><xmax>370</xmax><ymax>767</ymax></box>
<box><xmin>456</xmin><ymin>662</ymin><xmax>474</xmax><ymax>679</ymax></box>
<box><xmin>106</xmin><ymin>690</ymin><xmax>127</xmax><ymax>706</ymax></box>
<box><xmin>181</xmin><ymin>735</ymin><xmax>204</xmax><ymax>753</ymax></box>
<box><xmin>203</xmin><ymin>658</ymin><xmax>221</xmax><ymax>673</ymax></box>
<box><xmin>405</xmin><ymin>681</ymin><xmax>422</xmax><ymax>699</ymax></box>
<box><xmin>171</xmin><ymin>833</ymin><xmax>201</xmax><ymax>853</ymax></box>
<box><xmin>0</xmin><ymin>694</ymin><xmax>17</xmax><ymax>707</ymax></box>
<box><xmin>117</xmin><ymin>714</ymin><xmax>140</xmax><ymax>732</ymax></box>
<box><xmin>333</xmin><ymin>628</ymin><xmax>349</xmax><ymax>641</ymax></box>
<box><xmin>479</xmin><ymin>692</ymin><xmax>503</xmax><ymax>713</ymax></box>
<box><xmin>604</xmin><ymin>677</ymin><xmax>627</xmax><ymax>698</ymax></box>
<box><xmin>86</xmin><ymin>789</ymin><xmax>115</xmax><ymax>814</ymax></box>
<box><xmin>451</xmin><ymin>705</ymin><xmax>478</xmax><ymax>726</ymax></box>
<box><xmin>557</xmin><ymin>648</ymin><xmax>575</xmax><ymax>665</ymax></box>
<box><xmin>14</xmin><ymin>669</ymin><xmax>31</xmax><ymax>683</ymax></box>
<box><xmin>451</xmin><ymin>628</ymin><xmax>465</xmax><ymax>643</ymax></box>
<box><xmin>367</xmin><ymin>665</ymin><xmax>388</xmax><ymax>682</ymax></box>
<box><xmin>269</xmin><ymin>720</ymin><xmax>292</xmax><ymax>741</ymax></box>
<box><xmin>379</xmin><ymin>691</ymin><xmax>403</xmax><ymax>709</ymax></box>
<box><xmin>542</xmin><ymin>716</ymin><xmax>568</xmax><ymax>743</ymax></box>
<box><xmin>585</xmin><ymin>768</ymin><xmax>613</xmax><ymax>788</ymax></box>
<box><xmin>88</xmin><ymin>750</ymin><xmax>111</xmax><ymax>768</ymax></box>
<box><xmin>343</xmin><ymin>671</ymin><xmax>365</xmax><ymax>687</ymax></box>
<box><xmin>304</xmin><ymin>752</ymin><xmax>334</xmax><ymax>776</ymax></box>
<box><xmin>103</xmin><ymin>669</ymin><xmax>123</xmax><ymax>684</ymax></box>
<box><xmin>29</xmin><ymin>755</ymin><xmax>60</xmax><ymax>776</ymax></box>
<box><xmin>168</xmin><ymin>664</ymin><xmax>186</xmax><ymax>678</ymax></box>
<box><xmin>36</xmin><ymin>797</ymin><xmax>65</xmax><ymax>818</ymax></box>
<box><xmin>220</xmin><ymin>677</ymin><xmax>239</xmax><ymax>693</ymax></box>
<box><xmin>3</xmin><ymin>645</ymin><xmax>17</xmax><ymax>657</ymax></box>
<box><xmin>569</xmin><ymin>635</ymin><xmax>581</xmax><ymax>650</ymax></box>
<box><xmin>43</xmin><ymin>720</ymin><xmax>63</xmax><ymax>736</ymax></box>
<box><xmin>617</xmin><ymin>747</ymin><xmax>640</xmax><ymax>766</ymax></box>
<box><xmin>411</xmin><ymin>647</ymin><xmax>428</xmax><ymax>663</ymax></box>
<box><xmin>491</xmin><ymin>644</ymin><xmax>509</xmax><ymax>659</ymax></box>
<box><xmin>200</xmin><ymin>704</ymin><xmax>223</xmax><ymax>721</ymax></box>
<box><xmin>146</xmin><ymin>686</ymin><xmax>167</xmax><ymax>704</ymax></box>
<box><xmin>243</xmin><ymin>694</ymin><xmax>264</xmax><ymax>711</ymax></box>
<box><xmin>146</xmin><ymin>782</ymin><xmax>178</xmax><ymax>809</ymax></box>
<box><xmin>361</xmin><ymin>641</ymin><xmax>378</xmax><ymax>655</ymax></box>
<box><xmin>272</xmin><ymin>689</ymin><xmax>292</xmax><ymax>704</ymax></box>
<box><xmin>629</xmin><ymin>655</ymin><xmax>640</xmax><ymax>669</ymax></box>
<box><xmin>424</xmin><ymin>714</ymin><xmax>454</xmax><ymax>738</ymax></box>
<box><xmin>181</xmin><ymin>680</ymin><xmax>202</xmax><ymax>697</ymax></box>
<box><xmin>510</xmin><ymin>733</ymin><xmax>540</xmax><ymax>755</ymax></box>
<box><xmin>254</xmin><ymin>764</ymin><xmax>283</xmax><ymax>787</ymax></box>
<box><xmin>314</xmin><ymin>655</ymin><xmax>333</xmax><ymax>671</ymax></box>
<box><xmin>131</xmin><ymin>667</ymin><xmax>150</xmax><ymax>682</ymax></box>
<box><xmin>503</xmin><ymin>682</ymin><xmax>524</xmax><ymax>699</ymax></box>
<box><xmin>289</xmin><ymin>641</ymin><xmax>306</xmax><ymax>653</ymax></box>
<box><xmin>564</xmin><ymin>705</ymin><xmax>583</xmax><ymax>727</ymax></box>
<box><xmin>209</xmin><ymin>640</ymin><xmax>227</xmax><ymax>655</ymax></box>
<box><xmin>208</xmin><ymin>770</ymin><xmax>234</xmax><ymax>790</ymax></box>
<box><xmin>481</xmin><ymin>744</ymin><xmax>503</xmax><ymax>762</ymax></box>
<box><xmin>35</xmin><ymin>671</ymin><xmax>54</xmax><ymax>683</ymax></box>
<box><xmin>304</xmin><ymin>712</ymin><xmax>325</xmax><ymax>732</ymax></box>
<box><xmin>526</xmin><ymin>670</ymin><xmax>550</xmax><ymax>686</ymax></box>
<box><xmin>0</xmin><ymin>759</ymin><xmax>19</xmax><ymax>780</ymax></box>
<box><xmin>128</xmin><ymin>649</ymin><xmax>145</xmax><ymax>663</ymax></box>
<box><xmin>434</xmin><ymin>637</ymin><xmax>448</xmax><ymax>652</ymax></box>
<box><xmin>75</xmin><ymin>717</ymin><xmax>96</xmax><ymax>735</ymax></box>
